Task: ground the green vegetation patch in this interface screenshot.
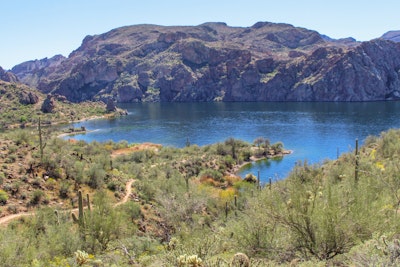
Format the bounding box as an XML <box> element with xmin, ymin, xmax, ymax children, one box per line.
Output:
<box><xmin>2</xmin><ymin>125</ymin><xmax>400</xmax><ymax>265</ymax></box>
<box><xmin>0</xmin><ymin>81</ymin><xmax>117</xmax><ymax>130</ymax></box>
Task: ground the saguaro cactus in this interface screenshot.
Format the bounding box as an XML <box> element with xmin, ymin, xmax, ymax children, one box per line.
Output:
<box><xmin>355</xmin><ymin>138</ymin><xmax>359</xmax><ymax>184</ymax></box>
<box><xmin>38</xmin><ymin>117</ymin><xmax>46</xmax><ymax>163</ymax></box>
<box><xmin>72</xmin><ymin>191</ymin><xmax>91</xmax><ymax>231</ymax></box>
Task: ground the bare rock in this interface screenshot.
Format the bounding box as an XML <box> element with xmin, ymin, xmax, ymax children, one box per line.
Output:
<box><xmin>106</xmin><ymin>98</ymin><xmax>117</xmax><ymax>112</ymax></box>
<box><xmin>19</xmin><ymin>91</ymin><xmax>39</xmax><ymax>105</ymax></box>
<box><xmin>41</xmin><ymin>95</ymin><xmax>56</xmax><ymax>113</ymax></box>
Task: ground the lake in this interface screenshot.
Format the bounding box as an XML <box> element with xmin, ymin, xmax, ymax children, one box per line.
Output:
<box><xmin>65</xmin><ymin>102</ymin><xmax>400</xmax><ymax>182</ymax></box>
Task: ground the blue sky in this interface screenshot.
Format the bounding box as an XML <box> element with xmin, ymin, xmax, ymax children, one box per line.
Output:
<box><xmin>1</xmin><ymin>0</ymin><xmax>399</xmax><ymax>69</ymax></box>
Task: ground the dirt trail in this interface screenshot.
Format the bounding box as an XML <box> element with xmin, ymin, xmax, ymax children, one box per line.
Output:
<box><xmin>115</xmin><ymin>179</ymin><xmax>134</xmax><ymax>206</ymax></box>
<box><xmin>0</xmin><ymin>179</ymin><xmax>135</xmax><ymax>226</ymax></box>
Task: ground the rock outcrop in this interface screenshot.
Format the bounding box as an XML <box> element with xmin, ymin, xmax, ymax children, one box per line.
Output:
<box><xmin>41</xmin><ymin>94</ymin><xmax>57</xmax><ymax>113</ymax></box>
<box><xmin>19</xmin><ymin>91</ymin><xmax>39</xmax><ymax>105</ymax></box>
<box><xmin>9</xmin><ymin>22</ymin><xmax>400</xmax><ymax>102</ymax></box>
<box><xmin>106</xmin><ymin>98</ymin><xmax>117</xmax><ymax>112</ymax></box>
<box><xmin>0</xmin><ymin>66</ymin><xmax>18</xmax><ymax>83</ymax></box>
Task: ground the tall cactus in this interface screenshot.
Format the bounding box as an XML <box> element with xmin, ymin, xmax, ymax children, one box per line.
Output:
<box><xmin>38</xmin><ymin>117</ymin><xmax>45</xmax><ymax>163</ymax></box>
<box><xmin>72</xmin><ymin>191</ymin><xmax>91</xmax><ymax>232</ymax></box>
<box><xmin>355</xmin><ymin>138</ymin><xmax>359</xmax><ymax>184</ymax></box>
<box><xmin>78</xmin><ymin>191</ymin><xmax>85</xmax><ymax>228</ymax></box>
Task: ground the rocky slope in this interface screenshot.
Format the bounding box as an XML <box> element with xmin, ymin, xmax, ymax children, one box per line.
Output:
<box><xmin>10</xmin><ymin>22</ymin><xmax>400</xmax><ymax>102</ymax></box>
<box><xmin>0</xmin><ymin>66</ymin><xmax>18</xmax><ymax>83</ymax></box>
<box><xmin>381</xmin><ymin>31</ymin><xmax>400</xmax><ymax>43</ymax></box>
<box><xmin>0</xmin><ymin>79</ymin><xmax>120</xmax><ymax>130</ymax></box>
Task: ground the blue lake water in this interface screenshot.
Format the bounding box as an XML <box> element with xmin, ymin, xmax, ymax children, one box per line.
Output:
<box><xmin>65</xmin><ymin>102</ymin><xmax>400</xmax><ymax>182</ymax></box>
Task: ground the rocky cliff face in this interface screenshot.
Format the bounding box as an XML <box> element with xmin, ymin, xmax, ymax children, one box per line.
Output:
<box><xmin>10</xmin><ymin>22</ymin><xmax>400</xmax><ymax>102</ymax></box>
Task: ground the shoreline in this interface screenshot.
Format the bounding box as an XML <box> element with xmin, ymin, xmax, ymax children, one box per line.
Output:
<box><xmin>231</xmin><ymin>149</ymin><xmax>293</xmax><ymax>176</ymax></box>
<box><xmin>2</xmin><ymin>106</ymin><xmax>127</xmax><ymax>131</ymax></box>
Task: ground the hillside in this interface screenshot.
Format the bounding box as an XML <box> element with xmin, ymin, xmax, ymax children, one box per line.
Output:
<box><xmin>0</xmin><ymin>80</ymin><xmax>110</xmax><ymax>129</ymax></box>
<box><xmin>10</xmin><ymin>22</ymin><xmax>400</xmax><ymax>102</ymax></box>
<box><xmin>2</xmin><ymin>124</ymin><xmax>400</xmax><ymax>265</ymax></box>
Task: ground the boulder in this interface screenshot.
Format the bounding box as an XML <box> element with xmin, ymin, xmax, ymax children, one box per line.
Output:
<box><xmin>19</xmin><ymin>91</ymin><xmax>39</xmax><ymax>105</ymax></box>
<box><xmin>41</xmin><ymin>95</ymin><xmax>56</xmax><ymax>113</ymax></box>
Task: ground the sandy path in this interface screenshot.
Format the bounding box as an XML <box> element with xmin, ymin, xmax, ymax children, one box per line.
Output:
<box><xmin>115</xmin><ymin>179</ymin><xmax>134</xmax><ymax>206</ymax></box>
<box><xmin>0</xmin><ymin>179</ymin><xmax>135</xmax><ymax>226</ymax></box>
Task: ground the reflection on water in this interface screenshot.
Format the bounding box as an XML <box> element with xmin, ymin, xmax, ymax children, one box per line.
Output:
<box><xmin>65</xmin><ymin>102</ymin><xmax>400</xmax><ymax>181</ymax></box>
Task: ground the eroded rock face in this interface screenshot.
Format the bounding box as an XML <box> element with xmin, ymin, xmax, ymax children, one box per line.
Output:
<box><xmin>11</xmin><ymin>55</ymin><xmax>65</xmax><ymax>87</ymax></box>
<box><xmin>41</xmin><ymin>95</ymin><xmax>56</xmax><ymax>113</ymax></box>
<box><xmin>9</xmin><ymin>22</ymin><xmax>400</xmax><ymax>102</ymax></box>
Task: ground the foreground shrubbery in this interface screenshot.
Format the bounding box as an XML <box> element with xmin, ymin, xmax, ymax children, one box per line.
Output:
<box><xmin>1</xmin><ymin>128</ymin><xmax>400</xmax><ymax>265</ymax></box>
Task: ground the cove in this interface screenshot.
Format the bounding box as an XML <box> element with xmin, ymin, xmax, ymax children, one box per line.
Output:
<box><xmin>65</xmin><ymin>102</ymin><xmax>400</xmax><ymax>182</ymax></box>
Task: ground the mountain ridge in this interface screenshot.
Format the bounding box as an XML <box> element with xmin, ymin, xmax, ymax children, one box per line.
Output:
<box><xmin>7</xmin><ymin>22</ymin><xmax>400</xmax><ymax>102</ymax></box>
<box><xmin>381</xmin><ymin>30</ymin><xmax>400</xmax><ymax>42</ymax></box>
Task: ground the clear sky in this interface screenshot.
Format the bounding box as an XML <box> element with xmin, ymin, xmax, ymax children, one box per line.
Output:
<box><xmin>1</xmin><ymin>0</ymin><xmax>399</xmax><ymax>70</ymax></box>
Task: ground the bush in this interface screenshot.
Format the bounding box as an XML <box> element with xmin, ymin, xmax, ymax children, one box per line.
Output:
<box><xmin>59</xmin><ymin>181</ymin><xmax>70</xmax><ymax>198</ymax></box>
<box><xmin>199</xmin><ymin>169</ymin><xmax>224</xmax><ymax>182</ymax></box>
<box><xmin>271</xmin><ymin>141</ymin><xmax>284</xmax><ymax>154</ymax></box>
<box><xmin>223</xmin><ymin>155</ymin><xmax>236</xmax><ymax>168</ymax></box>
<box><xmin>30</xmin><ymin>190</ymin><xmax>44</xmax><ymax>205</ymax></box>
<box><xmin>123</xmin><ymin>202</ymin><xmax>142</xmax><ymax>220</ymax></box>
<box><xmin>0</xmin><ymin>189</ymin><xmax>8</xmax><ymax>205</ymax></box>
<box><xmin>244</xmin><ymin>173</ymin><xmax>257</xmax><ymax>183</ymax></box>
<box><xmin>216</xmin><ymin>143</ymin><xmax>229</xmax><ymax>156</ymax></box>
<box><xmin>86</xmin><ymin>163</ymin><xmax>106</xmax><ymax>189</ymax></box>
<box><xmin>240</xmin><ymin>149</ymin><xmax>252</xmax><ymax>161</ymax></box>
<box><xmin>83</xmin><ymin>190</ymin><xmax>125</xmax><ymax>252</ymax></box>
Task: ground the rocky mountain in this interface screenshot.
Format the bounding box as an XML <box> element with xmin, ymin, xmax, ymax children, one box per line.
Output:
<box><xmin>381</xmin><ymin>31</ymin><xmax>400</xmax><ymax>43</ymax></box>
<box><xmin>9</xmin><ymin>22</ymin><xmax>400</xmax><ymax>102</ymax></box>
<box><xmin>0</xmin><ymin>66</ymin><xmax>18</xmax><ymax>83</ymax></box>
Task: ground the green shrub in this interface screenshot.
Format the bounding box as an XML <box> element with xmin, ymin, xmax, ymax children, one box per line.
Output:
<box><xmin>83</xmin><ymin>190</ymin><xmax>125</xmax><ymax>252</ymax></box>
<box><xmin>271</xmin><ymin>141</ymin><xmax>284</xmax><ymax>154</ymax></box>
<box><xmin>216</xmin><ymin>143</ymin><xmax>229</xmax><ymax>156</ymax></box>
<box><xmin>30</xmin><ymin>189</ymin><xmax>44</xmax><ymax>205</ymax></box>
<box><xmin>59</xmin><ymin>181</ymin><xmax>70</xmax><ymax>198</ymax></box>
<box><xmin>123</xmin><ymin>202</ymin><xmax>142</xmax><ymax>220</ymax></box>
<box><xmin>5</xmin><ymin>154</ymin><xmax>16</xmax><ymax>163</ymax></box>
<box><xmin>0</xmin><ymin>172</ymin><xmax>5</xmax><ymax>185</ymax></box>
<box><xmin>223</xmin><ymin>155</ymin><xmax>236</xmax><ymax>168</ymax></box>
<box><xmin>86</xmin><ymin>163</ymin><xmax>106</xmax><ymax>189</ymax></box>
<box><xmin>0</xmin><ymin>189</ymin><xmax>9</xmax><ymax>205</ymax></box>
<box><xmin>107</xmin><ymin>180</ymin><xmax>123</xmax><ymax>192</ymax></box>
<box><xmin>240</xmin><ymin>149</ymin><xmax>252</xmax><ymax>161</ymax></box>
